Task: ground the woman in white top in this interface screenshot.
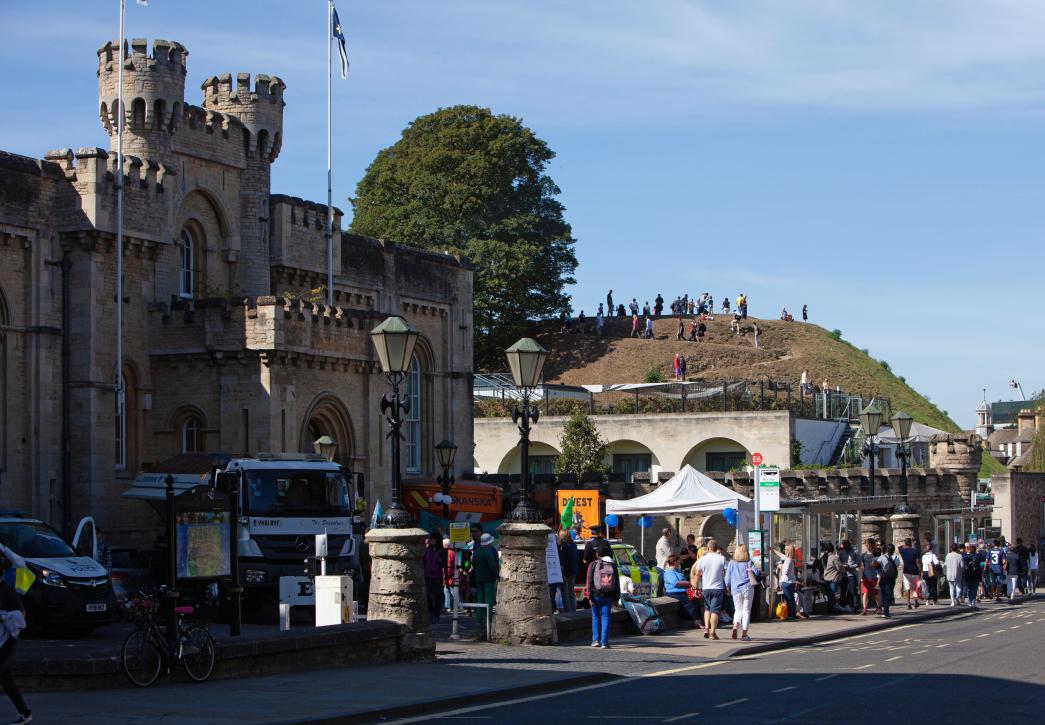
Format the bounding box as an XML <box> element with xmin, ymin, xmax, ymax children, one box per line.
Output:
<box><xmin>944</xmin><ymin>543</ymin><xmax>964</xmax><ymax>606</ymax></box>
<box><xmin>920</xmin><ymin>543</ymin><xmax>940</xmax><ymax>605</ymax></box>
<box><xmin>777</xmin><ymin>544</ymin><xmax>798</xmax><ymax>621</ymax></box>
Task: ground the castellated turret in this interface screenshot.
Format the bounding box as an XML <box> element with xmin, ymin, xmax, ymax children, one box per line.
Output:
<box><xmin>201</xmin><ymin>73</ymin><xmax>285</xmax><ymax>163</ymax></box>
<box><xmin>98</xmin><ymin>38</ymin><xmax>187</xmax><ymax>159</ymax></box>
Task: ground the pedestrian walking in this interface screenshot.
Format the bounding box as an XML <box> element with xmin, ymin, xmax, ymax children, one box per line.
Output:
<box><xmin>899</xmin><ymin>538</ymin><xmax>923</xmax><ymax>609</ymax></box>
<box><xmin>860</xmin><ymin>539</ymin><xmax>882</xmax><ymax>615</ymax></box>
<box><xmin>676</xmin><ymin>318</ymin><xmax>684</xmax><ymax>341</ymax></box>
<box><xmin>802</xmin><ymin>304</ymin><xmax>808</xmax><ymax>321</ymax></box>
<box><xmin>471</xmin><ymin>530</ymin><xmax>500</xmax><ymax>638</ymax></box>
<box><xmin>607</xmin><ymin>289</ymin><xmax>613</xmax><ymax>313</ymax></box>
<box><xmin>1014</xmin><ymin>538</ymin><xmax>1030</xmax><ymax>596</ymax></box>
<box><xmin>877</xmin><ymin>545</ymin><xmax>898</xmax><ymax>617</ymax></box>
<box><xmin>726</xmin><ymin>544</ymin><xmax>760</xmax><ymax>641</ymax></box>
<box><xmin>921</xmin><ymin>543</ymin><xmax>940</xmax><ymax>605</ymax></box>
<box><xmin>694</xmin><ymin>540</ymin><xmax>727</xmax><ymax>639</ymax></box>
<box><xmin>1029</xmin><ymin>545</ymin><xmax>1039</xmax><ymax>594</ymax></box>
<box><xmin>1004</xmin><ymin>544</ymin><xmax>1022</xmax><ymax>602</ymax></box>
<box><xmin>752</xmin><ymin>322</ymin><xmax>762</xmax><ymax>349</ymax></box>
<box><xmin>0</xmin><ymin>551</ymin><xmax>31</xmax><ymax>725</ymax></box>
<box><xmin>944</xmin><ymin>543</ymin><xmax>963</xmax><ymax>606</ymax></box>
<box><xmin>631</xmin><ymin>314</ymin><xmax>639</xmax><ymax>338</ymax></box>
<box><xmin>679</xmin><ymin>354</ymin><xmax>687</xmax><ymax>379</ymax></box>
<box><xmin>586</xmin><ymin>549</ymin><xmax>620</xmax><ymax>648</ymax></box>
<box><xmin>423</xmin><ymin>534</ymin><xmax>446</xmax><ymax>623</ymax></box>
<box><xmin>697</xmin><ymin>321</ymin><xmax>706</xmax><ymax>342</ymax></box>
<box><xmin>776</xmin><ymin>543</ymin><xmax>798</xmax><ymax>621</ymax></box>
<box><xmin>840</xmin><ymin>539</ymin><xmax>860</xmax><ymax>610</ymax></box>
<box><xmin>645</xmin><ymin>316</ymin><xmax>653</xmax><ymax>339</ymax></box>
<box><xmin>596</xmin><ymin>310</ymin><xmax>604</xmax><ymax>337</ymax></box>
<box><xmin>961</xmin><ymin>542</ymin><xmax>983</xmax><ymax>608</ymax></box>
<box><xmin>557</xmin><ymin>528</ymin><xmax>579</xmax><ymax>612</ymax></box>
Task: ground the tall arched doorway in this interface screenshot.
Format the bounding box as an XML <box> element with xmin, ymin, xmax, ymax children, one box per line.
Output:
<box><xmin>299</xmin><ymin>393</ymin><xmax>353</xmax><ymax>464</ymax></box>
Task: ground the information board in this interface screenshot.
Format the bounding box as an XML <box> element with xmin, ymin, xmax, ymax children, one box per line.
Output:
<box><xmin>449</xmin><ymin>522</ymin><xmax>470</xmax><ymax>548</ymax></box>
<box><xmin>758</xmin><ymin>467</ymin><xmax>780</xmax><ymax>512</ymax></box>
<box><xmin>175</xmin><ymin>510</ymin><xmax>231</xmax><ymax>580</ymax></box>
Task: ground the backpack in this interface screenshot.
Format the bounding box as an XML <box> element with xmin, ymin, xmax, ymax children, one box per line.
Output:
<box><xmin>591</xmin><ymin>559</ymin><xmax>616</xmax><ymax>598</ymax></box>
<box><xmin>963</xmin><ymin>553</ymin><xmax>978</xmax><ymax>577</ymax></box>
<box><xmin>881</xmin><ymin>556</ymin><xmax>898</xmax><ymax>581</ymax></box>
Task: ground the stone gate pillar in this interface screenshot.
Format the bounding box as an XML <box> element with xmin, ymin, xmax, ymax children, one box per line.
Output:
<box><xmin>930</xmin><ymin>433</ymin><xmax>983</xmax><ymax>508</ymax></box>
<box><xmin>890</xmin><ymin>512</ymin><xmax>921</xmax><ymax>548</ymax></box>
<box><xmin>492</xmin><ymin>522</ymin><xmax>557</xmax><ymax>645</ymax></box>
<box><xmin>365</xmin><ymin>527</ymin><xmax>434</xmax><ymax>660</ymax></box>
<box><xmin>861</xmin><ymin>515</ymin><xmax>889</xmax><ymax>544</ymax></box>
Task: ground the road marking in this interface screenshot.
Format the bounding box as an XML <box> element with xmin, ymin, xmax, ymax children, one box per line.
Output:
<box><xmin>850</xmin><ymin>664</ymin><xmax>874</xmax><ymax>670</ymax></box>
<box><xmin>714</xmin><ymin>698</ymin><xmax>749</xmax><ymax>709</ymax></box>
<box><xmin>977</xmin><ymin>633</ymin><xmax>991</xmax><ymax>638</ymax></box>
<box><xmin>912</xmin><ymin>650</ymin><xmax>928</xmax><ymax>655</ymax></box>
<box><xmin>996</xmin><ymin>629</ymin><xmax>1007</xmax><ymax>633</ymax></box>
<box><xmin>816</xmin><ymin>673</ymin><xmax>840</xmax><ymax>680</ymax></box>
<box><xmin>772</xmin><ymin>686</ymin><xmax>797</xmax><ymax>693</ymax></box>
<box><xmin>936</xmin><ymin>644</ymin><xmax>950</xmax><ymax>648</ymax></box>
<box><xmin>663</xmin><ymin>713</ymin><xmax>699</xmax><ymax>722</ymax></box>
<box><xmin>1011</xmin><ymin>625</ymin><xmax>1021</xmax><ymax>629</ymax></box>
<box><xmin>885</xmin><ymin>656</ymin><xmax>903</xmax><ymax>662</ymax></box>
<box><xmin>958</xmin><ymin>638</ymin><xmax>970</xmax><ymax>642</ymax></box>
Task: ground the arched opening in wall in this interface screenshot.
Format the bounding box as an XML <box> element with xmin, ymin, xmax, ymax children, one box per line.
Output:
<box><xmin>497</xmin><ymin>441</ymin><xmax>561</xmax><ymax>476</ymax></box>
<box><xmin>404</xmin><ymin>353</ymin><xmax>425</xmax><ymax>474</ymax></box>
<box><xmin>257</xmin><ymin>129</ymin><xmax>270</xmax><ymax>159</ymax></box>
<box><xmin>114</xmin><ymin>363</ymin><xmax>139</xmax><ymax>471</ymax></box>
<box><xmin>241</xmin><ymin>128</ymin><xmax>252</xmax><ymax>158</ymax></box>
<box><xmin>171</xmin><ymin>406</ymin><xmax>208</xmax><ymax>454</ymax></box>
<box><xmin>299</xmin><ymin>393</ymin><xmax>353</xmax><ymax>464</ymax></box>
<box><xmin>153</xmin><ymin>99</ymin><xmax>167</xmax><ymax>132</ymax></box>
<box><xmin>605</xmin><ymin>439</ymin><xmax>660</xmax><ymax>482</ymax></box>
<box><xmin>683</xmin><ymin>437</ymin><xmax>750</xmax><ymax>474</ymax></box>
<box><xmin>178</xmin><ymin>228</ymin><xmax>196</xmax><ymax>299</ymax></box>
<box><xmin>131</xmin><ymin>98</ymin><xmax>146</xmax><ymax>129</ymax></box>
<box><xmin>699</xmin><ymin>513</ymin><xmax>737</xmax><ymax>553</ymax></box>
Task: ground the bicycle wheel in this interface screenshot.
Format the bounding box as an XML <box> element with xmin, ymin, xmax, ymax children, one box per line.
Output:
<box><xmin>181</xmin><ymin>625</ymin><xmax>216</xmax><ymax>682</ymax></box>
<box><xmin>122</xmin><ymin>628</ymin><xmax>162</xmax><ymax>687</ymax></box>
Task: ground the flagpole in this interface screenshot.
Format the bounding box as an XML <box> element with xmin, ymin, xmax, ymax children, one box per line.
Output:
<box><xmin>116</xmin><ymin>0</ymin><xmax>126</xmax><ymax>451</ymax></box>
<box><xmin>326</xmin><ymin>0</ymin><xmax>334</xmax><ymax>307</ymax></box>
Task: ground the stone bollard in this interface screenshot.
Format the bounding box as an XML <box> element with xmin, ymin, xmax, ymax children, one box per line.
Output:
<box><xmin>890</xmin><ymin>512</ymin><xmax>921</xmax><ymax>548</ymax></box>
<box><xmin>491</xmin><ymin>522</ymin><xmax>558</xmax><ymax>645</ymax></box>
<box><xmin>365</xmin><ymin>527</ymin><xmax>434</xmax><ymax>660</ymax></box>
<box><xmin>861</xmin><ymin>515</ymin><xmax>889</xmax><ymax>545</ymax></box>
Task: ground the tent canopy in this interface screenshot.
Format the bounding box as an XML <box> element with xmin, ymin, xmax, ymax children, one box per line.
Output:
<box><xmin>606</xmin><ymin>464</ymin><xmax>751</xmax><ymax>516</ymax></box>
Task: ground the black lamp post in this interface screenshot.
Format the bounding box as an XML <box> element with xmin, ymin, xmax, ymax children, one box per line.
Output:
<box><xmin>505</xmin><ymin>338</ymin><xmax>548</xmax><ymax>523</ymax></box>
<box><xmin>891</xmin><ymin>411</ymin><xmax>914</xmax><ymax>513</ymax></box>
<box><xmin>370</xmin><ymin>316</ymin><xmax>420</xmax><ymax>528</ymax></box>
<box><xmin>164</xmin><ymin>473</ymin><xmax>179</xmax><ymax>643</ymax></box>
<box><xmin>860</xmin><ymin>404</ymin><xmax>883</xmax><ymax>497</ymax></box>
<box><xmin>435</xmin><ymin>439</ymin><xmax>458</xmax><ymax>521</ymax></box>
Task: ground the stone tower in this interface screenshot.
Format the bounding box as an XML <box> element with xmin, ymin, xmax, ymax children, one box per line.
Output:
<box><xmin>201</xmin><ymin>72</ymin><xmax>285</xmax><ymax>297</ymax></box>
<box><xmin>975</xmin><ymin>396</ymin><xmax>993</xmax><ymax>439</ymax></box>
<box><xmin>97</xmin><ymin>38</ymin><xmax>187</xmax><ymax>160</ymax></box>
<box><xmin>930</xmin><ymin>433</ymin><xmax>983</xmax><ymax>507</ymax></box>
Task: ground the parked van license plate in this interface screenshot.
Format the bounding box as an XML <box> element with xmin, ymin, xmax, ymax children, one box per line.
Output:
<box><xmin>86</xmin><ymin>603</ymin><xmax>107</xmax><ymax>613</ymax></box>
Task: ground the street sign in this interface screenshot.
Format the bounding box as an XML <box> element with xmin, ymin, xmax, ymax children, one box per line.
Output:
<box><xmin>759</xmin><ymin>467</ymin><xmax>780</xmax><ymax>511</ymax></box>
<box><xmin>449</xmin><ymin>522</ymin><xmax>470</xmax><ymax>548</ymax></box>
<box><xmin>752</xmin><ymin>452</ymin><xmax>764</xmax><ymax>466</ymax></box>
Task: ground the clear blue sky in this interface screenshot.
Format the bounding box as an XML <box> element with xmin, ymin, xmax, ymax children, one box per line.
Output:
<box><xmin>4</xmin><ymin>1</ymin><xmax>1044</xmax><ymax>428</ymax></box>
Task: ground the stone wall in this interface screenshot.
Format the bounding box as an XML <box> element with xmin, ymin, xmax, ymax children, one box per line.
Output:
<box><xmin>990</xmin><ymin>472</ymin><xmax>1045</xmax><ymax>547</ymax></box>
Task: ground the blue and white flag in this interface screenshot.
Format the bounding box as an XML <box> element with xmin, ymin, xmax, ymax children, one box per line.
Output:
<box><xmin>369</xmin><ymin>499</ymin><xmax>383</xmax><ymax>529</ymax></box>
<box><xmin>332</xmin><ymin>6</ymin><xmax>349</xmax><ymax>79</ymax></box>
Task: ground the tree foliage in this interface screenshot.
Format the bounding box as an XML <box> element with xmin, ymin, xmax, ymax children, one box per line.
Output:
<box><xmin>350</xmin><ymin>105</ymin><xmax>578</xmax><ymax>364</ymax></box>
<box><xmin>555</xmin><ymin>411</ymin><xmax>608</xmax><ymax>477</ymax></box>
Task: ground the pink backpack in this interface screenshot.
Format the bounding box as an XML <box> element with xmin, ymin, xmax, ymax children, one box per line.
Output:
<box><xmin>591</xmin><ymin>559</ymin><xmax>615</xmax><ymax>598</ymax></box>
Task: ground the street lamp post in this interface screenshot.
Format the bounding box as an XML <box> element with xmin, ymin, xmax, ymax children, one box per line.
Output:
<box><xmin>504</xmin><ymin>338</ymin><xmax>548</xmax><ymax>523</ymax></box>
<box><xmin>370</xmin><ymin>316</ymin><xmax>420</xmax><ymax>528</ymax></box>
<box><xmin>891</xmin><ymin>411</ymin><xmax>914</xmax><ymax>513</ymax></box>
<box><xmin>435</xmin><ymin>439</ymin><xmax>458</xmax><ymax>521</ymax></box>
<box><xmin>314</xmin><ymin>435</ymin><xmax>339</xmax><ymax>463</ymax></box>
<box><xmin>860</xmin><ymin>404</ymin><xmax>883</xmax><ymax>497</ymax></box>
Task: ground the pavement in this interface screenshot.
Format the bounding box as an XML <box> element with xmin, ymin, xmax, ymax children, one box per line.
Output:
<box><xmin>20</xmin><ymin>595</ymin><xmax>1039</xmax><ymax>724</ymax></box>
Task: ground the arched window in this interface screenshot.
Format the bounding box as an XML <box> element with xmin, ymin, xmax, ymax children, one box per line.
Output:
<box><xmin>114</xmin><ymin>371</ymin><xmax>126</xmax><ymax>470</ymax></box>
<box><xmin>182</xmin><ymin>415</ymin><xmax>203</xmax><ymax>454</ymax></box>
<box><xmin>405</xmin><ymin>354</ymin><xmax>422</xmax><ymax>473</ymax></box>
<box><xmin>179</xmin><ymin>229</ymin><xmax>195</xmax><ymax>299</ymax></box>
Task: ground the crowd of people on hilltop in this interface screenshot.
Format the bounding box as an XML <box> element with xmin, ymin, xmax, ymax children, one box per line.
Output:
<box><xmin>563</xmin><ymin>290</ymin><xmax>808</xmax><ymax>349</ymax></box>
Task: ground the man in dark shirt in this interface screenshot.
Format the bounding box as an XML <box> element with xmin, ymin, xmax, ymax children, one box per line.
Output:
<box><xmin>582</xmin><ymin>526</ymin><xmax>610</xmax><ymax>571</ymax></box>
<box><xmin>557</xmin><ymin>528</ymin><xmax>580</xmax><ymax>612</ymax></box>
<box><xmin>899</xmin><ymin>538</ymin><xmax>923</xmax><ymax>608</ymax></box>
<box><xmin>961</xmin><ymin>543</ymin><xmax>983</xmax><ymax>608</ymax></box>
<box><xmin>1004</xmin><ymin>546</ymin><xmax>1022</xmax><ymax>602</ymax></box>
<box><xmin>1014</xmin><ymin>538</ymin><xmax>1030</xmax><ymax>595</ymax></box>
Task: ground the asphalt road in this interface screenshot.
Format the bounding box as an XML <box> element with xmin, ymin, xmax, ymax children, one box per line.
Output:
<box><xmin>396</xmin><ymin>599</ymin><xmax>1045</xmax><ymax>725</ymax></box>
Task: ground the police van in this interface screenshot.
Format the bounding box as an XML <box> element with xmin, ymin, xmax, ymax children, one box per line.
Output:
<box><xmin>574</xmin><ymin>540</ymin><xmax>662</xmax><ymax>606</ymax></box>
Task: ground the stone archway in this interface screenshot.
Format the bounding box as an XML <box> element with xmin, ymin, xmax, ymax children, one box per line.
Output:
<box><xmin>699</xmin><ymin>513</ymin><xmax>738</xmax><ymax>553</ymax></box>
<box><xmin>299</xmin><ymin>393</ymin><xmax>353</xmax><ymax>464</ymax></box>
<box><xmin>683</xmin><ymin>437</ymin><xmax>750</xmax><ymax>473</ymax></box>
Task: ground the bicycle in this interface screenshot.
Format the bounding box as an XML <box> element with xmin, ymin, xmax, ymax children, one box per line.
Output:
<box><xmin>121</xmin><ymin>588</ymin><xmax>216</xmax><ymax>687</ymax></box>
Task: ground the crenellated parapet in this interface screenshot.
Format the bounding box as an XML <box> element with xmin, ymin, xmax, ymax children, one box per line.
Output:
<box><xmin>930</xmin><ymin>433</ymin><xmax>982</xmax><ymax>507</ymax></box>
<box><xmin>98</xmin><ymin>39</ymin><xmax>188</xmax><ymax>149</ymax></box>
<box><xmin>201</xmin><ymin>73</ymin><xmax>285</xmax><ymax>162</ymax></box>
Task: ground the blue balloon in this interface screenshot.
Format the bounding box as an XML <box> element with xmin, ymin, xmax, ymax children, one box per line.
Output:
<box><xmin>638</xmin><ymin>515</ymin><xmax>653</xmax><ymax>529</ymax></box>
<box><xmin>723</xmin><ymin>507</ymin><xmax>738</xmax><ymax>527</ymax></box>
<box><xmin>569</xmin><ymin>528</ymin><xmax>578</xmax><ymax>540</ymax></box>
<box><xmin>604</xmin><ymin>514</ymin><xmax>619</xmax><ymax>528</ymax></box>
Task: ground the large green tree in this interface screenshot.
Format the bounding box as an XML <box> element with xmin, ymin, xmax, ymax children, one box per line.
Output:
<box><xmin>555</xmin><ymin>411</ymin><xmax>608</xmax><ymax>477</ymax></box>
<box><xmin>351</xmin><ymin>105</ymin><xmax>577</xmax><ymax>364</ymax></box>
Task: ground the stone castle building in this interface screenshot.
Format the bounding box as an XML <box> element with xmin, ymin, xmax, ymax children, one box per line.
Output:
<box><xmin>0</xmin><ymin>39</ymin><xmax>474</xmax><ymax>546</ymax></box>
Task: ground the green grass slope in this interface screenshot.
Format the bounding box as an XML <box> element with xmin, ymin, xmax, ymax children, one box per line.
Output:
<box><xmin>535</xmin><ymin>315</ymin><xmax>960</xmax><ymax>432</ymax></box>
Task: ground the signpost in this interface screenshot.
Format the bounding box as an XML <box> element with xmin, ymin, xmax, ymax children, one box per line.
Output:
<box><xmin>759</xmin><ymin>467</ymin><xmax>780</xmax><ymax>512</ymax></box>
<box><xmin>448</xmin><ymin>522</ymin><xmax>469</xmax><ymax>640</ymax></box>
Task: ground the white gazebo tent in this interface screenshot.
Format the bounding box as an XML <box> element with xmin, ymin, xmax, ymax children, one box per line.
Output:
<box><xmin>606</xmin><ymin>465</ymin><xmax>754</xmax><ymax>551</ymax></box>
